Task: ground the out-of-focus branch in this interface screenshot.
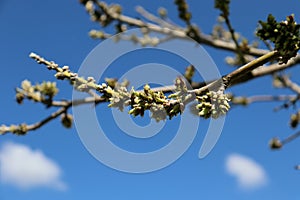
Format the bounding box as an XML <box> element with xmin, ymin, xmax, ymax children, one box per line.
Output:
<box><xmin>226</xmin><ymin>54</ymin><xmax>300</xmax><ymax>87</ymax></box>
<box><xmin>224</xmin><ymin>17</ymin><xmax>245</xmax><ymax>64</ymax></box>
<box><xmin>84</xmin><ymin>0</ymin><xmax>269</xmax><ymax>57</ymax></box>
<box><xmin>252</xmin><ymin>54</ymin><xmax>300</xmax><ymax>78</ymax></box>
<box><xmin>230</xmin><ymin>94</ymin><xmax>297</xmax><ymax>106</ymax></box>
<box><xmin>83</xmin><ymin>0</ymin><xmax>300</xmax><ymax>88</ymax></box>
<box><xmin>135</xmin><ymin>6</ymin><xmax>180</xmax><ymax>30</ymax></box>
<box><xmin>270</xmin><ymin>131</ymin><xmax>300</xmax><ymax>150</ymax></box>
<box><xmin>280</xmin><ymin>75</ymin><xmax>300</xmax><ymax>95</ymax></box>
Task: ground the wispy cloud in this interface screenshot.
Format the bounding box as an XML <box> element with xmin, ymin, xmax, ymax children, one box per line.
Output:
<box><xmin>225</xmin><ymin>153</ymin><xmax>267</xmax><ymax>189</ymax></box>
<box><xmin>0</xmin><ymin>142</ymin><xmax>67</xmax><ymax>191</ymax></box>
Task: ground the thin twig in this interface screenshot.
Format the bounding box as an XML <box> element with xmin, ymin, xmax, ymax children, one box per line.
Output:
<box><xmin>26</xmin><ymin>107</ymin><xmax>69</xmax><ymax>131</ymax></box>
<box><xmin>223</xmin><ymin>15</ymin><xmax>246</xmax><ymax>64</ymax></box>
<box><xmin>135</xmin><ymin>6</ymin><xmax>181</xmax><ymax>30</ymax></box>
<box><xmin>281</xmin><ymin>131</ymin><xmax>300</xmax><ymax>146</ymax></box>
<box><xmin>253</xmin><ymin>54</ymin><xmax>300</xmax><ymax>78</ymax></box>
<box><xmin>231</xmin><ymin>94</ymin><xmax>297</xmax><ymax>105</ymax></box>
<box><xmin>263</xmin><ymin>40</ymin><xmax>273</xmax><ymax>51</ymax></box>
<box><xmin>27</xmin><ymin>95</ymin><xmax>107</xmax><ymax>131</ymax></box>
<box><xmin>281</xmin><ymin>76</ymin><xmax>300</xmax><ymax>95</ymax></box>
<box><xmin>0</xmin><ymin>95</ymin><xmax>107</xmax><ymax>135</ymax></box>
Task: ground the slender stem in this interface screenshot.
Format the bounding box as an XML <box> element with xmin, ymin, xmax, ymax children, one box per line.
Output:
<box><xmin>0</xmin><ymin>95</ymin><xmax>107</xmax><ymax>135</ymax></box>
<box><xmin>281</xmin><ymin>131</ymin><xmax>300</xmax><ymax>145</ymax></box>
<box><xmin>135</xmin><ymin>6</ymin><xmax>180</xmax><ymax>30</ymax></box>
<box><xmin>27</xmin><ymin>107</ymin><xmax>69</xmax><ymax>131</ymax></box>
<box><xmin>253</xmin><ymin>55</ymin><xmax>300</xmax><ymax>78</ymax></box>
<box><xmin>281</xmin><ymin>75</ymin><xmax>300</xmax><ymax>95</ymax></box>
<box><xmin>231</xmin><ymin>95</ymin><xmax>297</xmax><ymax>105</ymax></box>
<box><xmin>223</xmin><ymin>15</ymin><xmax>246</xmax><ymax>64</ymax></box>
<box><xmin>0</xmin><ymin>107</ymin><xmax>69</xmax><ymax>135</ymax></box>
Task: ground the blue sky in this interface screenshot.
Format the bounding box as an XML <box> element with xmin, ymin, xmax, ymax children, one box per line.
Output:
<box><xmin>1</xmin><ymin>0</ymin><xmax>300</xmax><ymax>199</ymax></box>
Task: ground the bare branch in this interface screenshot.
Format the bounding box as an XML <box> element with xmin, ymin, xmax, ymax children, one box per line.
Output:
<box><xmin>222</xmin><ymin>15</ymin><xmax>246</xmax><ymax>64</ymax></box>
<box><xmin>88</xmin><ymin>0</ymin><xmax>269</xmax><ymax>57</ymax></box>
<box><xmin>281</xmin><ymin>76</ymin><xmax>300</xmax><ymax>95</ymax></box>
<box><xmin>0</xmin><ymin>94</ymin><xmax>107</xmax><ymax>135</ymax></box>
<box><xmin>253</xmin><ymin>54</ymin><xmax>300</xmax><ymax>77</ymax></box>
<box><xmin>270</xmin><ymin>131</ymin><xmax>300</xmax><ymax>150</ymax></box>
<box><xmin>135</xmin><ymin>6</ymin><xmax>180</xmax><ymax>30</ymax></box>
<box><xmin>0</xmin><ymin>106</ymin><xmax>68</xmax><ymax>135</ymax></box>
<box><xmin>231</xmin><ymin>94</ymin><xmax>297</xmax><ymax>105</ymax></box>
<box><xmin>27</xmin><ymin>107</ymin><xmax>69</xmax><ymax>131</ymax></box>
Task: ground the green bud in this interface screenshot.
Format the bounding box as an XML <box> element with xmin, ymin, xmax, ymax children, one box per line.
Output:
<box><xmin>158</xmin><ymin>7</ymin><xmax>167</xmax><ymax>18</ymax></box>
<box><xmin>55</xmin><ymin>72</ymin><xmax>66</xmax><ymax>80</ymax></box>
<box><xmin>16</xmin><ymin>93</ymin><xmax>24</xmax><ymax>104</ymax></box>
<box><xmin>290</xmin><ymin>114</ymin><xmax>299</xmax><ymax>128</ymax></box>
<box><xmin>10</xmin><ymin>124</ymin><xmax>27</xmax><ymax>135</ymax></box>
<box><xmin>105</xmin><ymin>78</ymin><xmax>118</xmax><ymax>88</ymax></box>
<box><xmin>269</xmin><ymin>137</ymin><xmax>282</xmax><ymax>149</ymax></box>
<box><xmin>61</xmin><ymin>113</ymin><xmax>73</xmax><ymax>129</ymax></box>
<box><xmin>144</xmin><ymin>84</ymin><xmax>151</xmax><ymax>94</ymax></box>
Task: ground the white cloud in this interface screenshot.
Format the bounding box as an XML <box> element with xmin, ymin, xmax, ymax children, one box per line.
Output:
<box><xmin>225</xmin><ymin>153</ymin><xmax>267</xmax><ymax>189</ymax></box>
<box><xmin>0</xmin><ymin>142</ymin><xmax>67</xmax><ymax>191</ymax></box>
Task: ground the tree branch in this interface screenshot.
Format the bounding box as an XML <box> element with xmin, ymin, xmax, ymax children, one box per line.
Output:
<box><xmin>190</xmin><ymin>51</ymin><xmax>279</xmax><ymax>95</ymax></box>
<box><xmin>231</xmin><ymin>94</ymin><xmax>297</xmax><ymax>105</ymax></box>
<box><xmin>281</xmin><ymin>75</ymin><xmax>300</xmax><ymax>95</ymax></box>
<box><xmin>0</xmin><ymin>94</ymin><xmax>107</xmax><ymax>135</ymax></box>
<box><xmin>87</xmin><ymin>0</ymin><xmax>269</xmax><ymax>57</ymax></box>
<box><xmin>135</xmin><ymin>6</ymin><xmax>180</xmax><ymax>30</ymax></box>
<box><xmin>252</xmin><ymin>54</ymin><xmax>300</xmax><ymax>78</ymax></box>
<box><xmin>222</xmin><ymin>14</ymin><xmax>246</xmax><ymax>64</ymax></box>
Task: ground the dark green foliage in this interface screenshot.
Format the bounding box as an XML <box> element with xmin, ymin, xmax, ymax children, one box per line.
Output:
<box><xmin>214</xmin><ymin>0</ymin><xmax>230</xmax><ymax>17</ymax></box>
<box><xmin>174</xmin><ymin>0</ymin><xmax>192</xmax><ymax>25</ymax></box>
<box><xmin>257</xmin><ymin>14</ymin><xmax>300</xmax><ymax>64</ymax></box>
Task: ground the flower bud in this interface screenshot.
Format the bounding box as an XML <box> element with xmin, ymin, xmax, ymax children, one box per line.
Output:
<box><xmin>61</xmin><ymin>114</ymin><xmax>73</xmax><ymax>129</ymax></box>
